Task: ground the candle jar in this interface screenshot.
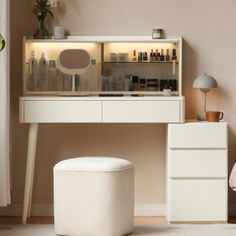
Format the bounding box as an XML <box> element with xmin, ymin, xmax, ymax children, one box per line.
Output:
<box><xmin>152</xmin><ymin>29</ymin><xmax>164</xmax><ymax>39</ymax></box>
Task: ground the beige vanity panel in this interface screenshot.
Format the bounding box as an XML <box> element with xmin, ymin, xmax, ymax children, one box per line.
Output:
<box><xmin>102</xmin><ymin>100</ymin><xmax>181</xmax><ymax>123</ymax></box>
<box><xmin>20</xmin><ymin>100</ymin><xmax>102</xmax><ymax>123</ymax></box>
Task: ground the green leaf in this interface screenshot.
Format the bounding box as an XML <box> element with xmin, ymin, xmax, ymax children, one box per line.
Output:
<box><xmin>0</xmin><ymin>34</ymin><xmax>6</xmax><ymax>51</ymax></box>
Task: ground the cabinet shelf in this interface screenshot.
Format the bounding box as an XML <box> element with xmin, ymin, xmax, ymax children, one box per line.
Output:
<box><xmin>103</xmin><ymin>61</ymin><xmax>178</xmax><ymax>64</ymax></box>
<box><xmin>23</xmin><ymin>36</ymin><xmax>182</xmax><ymax>96</ymax></box>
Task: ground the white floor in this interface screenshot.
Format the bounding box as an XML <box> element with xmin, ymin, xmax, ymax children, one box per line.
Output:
<box><xmin>1</xmin><ymin>224</ymin><xmax>236</xmax><ymax>236</ymax></box>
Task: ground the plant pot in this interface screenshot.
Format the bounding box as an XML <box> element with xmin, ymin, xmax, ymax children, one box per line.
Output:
<box><xmin>34</xmin><ymin>19</ymin><xmax>49</xmax><ymax>39</ymax></box>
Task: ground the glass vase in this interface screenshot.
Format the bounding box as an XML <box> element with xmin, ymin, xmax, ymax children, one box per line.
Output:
<box><xmin>34</xmin><ymin>19</ymin><xmax>49</xmax><ymax>39</ymax></box>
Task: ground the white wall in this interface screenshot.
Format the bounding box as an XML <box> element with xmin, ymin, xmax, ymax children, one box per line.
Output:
<box><xmin>3</xmin><ymin>0</ymin><xmax>236</xmax><ymax>215</ymax></box>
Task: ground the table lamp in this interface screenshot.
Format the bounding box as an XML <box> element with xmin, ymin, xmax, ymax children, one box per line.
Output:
<box><xmin>192</xmin><ymin>73</ymin><xmax>218</xmax><ymax>120</ymax></box>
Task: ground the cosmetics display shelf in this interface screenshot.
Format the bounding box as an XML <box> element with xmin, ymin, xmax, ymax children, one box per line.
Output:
<box><xmin>23</xmin><ymin>36</ymin><xmax>182</xmax><ymax>96</ymax></box>
<box><xmin>103</xmin><ymin>61</ymin><xmax>179</xmax><ymax>64</ymax></box>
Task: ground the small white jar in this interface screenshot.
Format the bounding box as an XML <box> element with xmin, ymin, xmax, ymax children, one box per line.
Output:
<box><xmin>54</xmin><ymin>26</ymin><xmax>65</xmax><ymax>39</ymax></box>
<box><xmin>163</xmin><ymin>88</ymin><xmax>172</xmax><ymax>96</ymax></box>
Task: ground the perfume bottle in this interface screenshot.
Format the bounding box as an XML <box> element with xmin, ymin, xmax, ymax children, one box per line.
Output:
<box><xmin>143</xmin><ymin>52</ymin><xmax>148</xmax><ymax>61</ymax></box>
<box><xmin>132</xmin><ymin>50</ymin><xmax>137</xmax><ymax>62</ymax></box>
<box><xmin>138</xmin><ymin>52</ymin><xmax>143</xmax><ymax>62</ymax></box>
<box><xmin>172</xmin><ymin>49</ymin><xmax>177</xmax><ymax>61</ymax></box>
<box><xmin>155</xmin><ymin>49</ymin><xmax>158</xmax><ymax>61</ymax></box>
<box><xmin>150</xmin><ymin>49</ymin><xmax>154</xmax><ymax>62</ymax></box>
<box><xmin>160</xmin><ymin>49</ymin><xmax>165</xmax><ymax>61</ymax></box>
<box><xmin>166</xmin><ymin>49</ymin><xmax>170</xmax><ymax>61</ymax></box>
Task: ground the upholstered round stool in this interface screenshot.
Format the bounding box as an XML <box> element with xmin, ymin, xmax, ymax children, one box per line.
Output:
<box><xmin>53</xmin><ymin>157</ymin><xmax>134</xmax><ymax>236</ymax></box>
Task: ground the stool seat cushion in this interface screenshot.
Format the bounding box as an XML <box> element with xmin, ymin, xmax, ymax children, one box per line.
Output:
<box><xmin>54</xmin><ymin>157</ymin><xmax>134</xmax><ymax>236</ymax></box>
<box><xmin>54</xmin><ymin>157</ymin><xmax>133</xmax><ymax>172</ymax></box>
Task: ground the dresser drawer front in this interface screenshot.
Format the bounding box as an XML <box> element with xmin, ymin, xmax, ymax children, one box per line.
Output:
<box><xmin>168</xmin><ymin>179</ymin><xmax>227</xmax><ymax>222</ymax></box>
<box><xmin>23</xmin><ymin>101</ymin><xmax>102</xmax><ymax>123</ymax></box>
<box><xmin>169</xmin><ymin>150</ymin><xmax>227</xmax><ymax>178</ymax></box>
<box><xmin>168</xmin><ymin>123</ymin><xmax>227</xmax><ymax>148</ymax></box>
<box><xmin>102</xmin><ymin>101</ymin><xmax>180</xmax><ymax>123</ymax></box>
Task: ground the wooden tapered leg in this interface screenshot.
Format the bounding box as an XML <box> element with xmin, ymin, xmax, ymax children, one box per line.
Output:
<box><xmin>22</xmin><ymin>123</ymin><xmax>39</xmax><ymax>224</ymax></box>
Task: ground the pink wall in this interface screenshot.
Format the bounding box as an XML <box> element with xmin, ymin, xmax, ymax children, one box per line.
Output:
<box><xmin>4</xmin><ymin>0</ymin><xmax>236</xmax><ymax>215</ymax></box>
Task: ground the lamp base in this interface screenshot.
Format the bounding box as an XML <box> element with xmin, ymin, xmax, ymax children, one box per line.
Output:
<box><xmin>197</xmin><ymin>111</ymin><xmax>206</xmax><ymax>121</ymax></box>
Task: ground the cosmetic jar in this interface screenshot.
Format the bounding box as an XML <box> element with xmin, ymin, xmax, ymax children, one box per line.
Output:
<box><xmin>118</xmin><ymin>53</ymin><xmax>129</xmax><ymax>62</ymax></box>
<box><xmin>139</xmin><ymin>78</ymin><xmax>146</xmax><ymax>91</ymax></box>
<box><xmin>110</xmin><ymin>53</ymin><xmax>117</xmax><ymax>62</ymax></box>
<box><xmin>147</xmin><ymin>78</ymin><xmax>158</xmax><ymax>91</ymax></box>
<box><xmin>54</xmin><ymin>26</ymin><xmax>65</xmax><ymax>39</ymax></box>
<box><xmin>152</xmin><ymin>29</ymin><xmax>163</xmax><ymax>39</ymax></box>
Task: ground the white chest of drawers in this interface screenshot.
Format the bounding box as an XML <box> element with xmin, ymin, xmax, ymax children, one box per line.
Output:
<box><xmin>167</xmin><ymin>122</ymin><xmax>228</xmax><ymax>222</ymax></box>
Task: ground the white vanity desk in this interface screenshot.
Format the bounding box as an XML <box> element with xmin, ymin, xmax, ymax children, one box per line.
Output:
<box><xmin>19</xmin><ymin>36</ymin><xmax>227</xmax><ymax>224</ymax></box>
<box><xmin>20</xmin><ymin>95</ymin><xmax>228</xmax><ymax>225</ymax></box>
<box><xmin>19</xmin><ymin>95</ymin><xmax>185</xmax><ymax>224</ymax></box>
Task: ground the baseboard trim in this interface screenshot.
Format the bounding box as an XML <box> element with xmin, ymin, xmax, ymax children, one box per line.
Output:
<box><xmin>135</xmin><ymin>204</ymin><xmax>165</xmax><ymax>216</ymax></box>
<box><xmin>0</xmin><ymin>203</ymin><xmax>165</xmax><ymax>217</ymax></box>
<box><xmin>0</xmin><ymin>204</ymin><xmax>54</xmax><ymax>217</ymax></box>
<box><xmin>1</xmin><ymin>203</ymin><xmax>235</xmax><ymax>217</ymax></box>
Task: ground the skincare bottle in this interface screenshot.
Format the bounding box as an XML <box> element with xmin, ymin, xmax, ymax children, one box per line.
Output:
<box><xmin>132</xmin><ymin>50</ymin><xmax>137</xmax><ymax>62</ymax></box>
<box><xmin>138</xmin><ymin>52</ymin><xmax>143</xmax><ymax>62</ymax></box>
<box><xmin>155</xmin><ymin>49</ymin><xmax>158</xmax><ymax>61</ymax></box>
<box><xmin>57</xmin><ymin>71</ymin><xmax>64</xmax><ymax>91</ymax></box>
<box><xmin>75</xmin><ymin>74</ymin><xmax>80</xmax><ymax>91</ymax></box>
<box><xmin>87</xmin><ymin>59</ymin><xmax>98</xmax><ymax>91</ymax></box>
<box><xmin>48</xmin><ymin>60</ymin><xmax>57</xmax><ymax>91</ymax></box>
<box><xmin>143</xmin><ymin>52</ymin><xmax>148</xmax><ymax>61</ymax></box>
<box><xmin>102</xmin><ymin>76</ymin><xmax>108</xmax><ymax>91</ymax></box>
<box><xmin>115</xmin><ymin>76</ymin><xmax>124</xmax><ymax>91</ymax></box>
<box><xmin>28</xmin><ymin>50</ymin><xmax>38</xmax><ymax>91</ymax></box>
<box><xmin>105</xmin><ymin>68</ymin><xmax>114</xmax><ymax>91</ymax></box>
<box><xmin>172</xmin><ymin>49</ymin><xmax>177</xmax><ymax>61</ymax></box>
<box><xmin>150</xmin><ymin>49</ymin><xmax>154</xmax><ymax>62</ymax></box>
<box><xmin>124</xmin><ymin>74</ymin><xmax>132</xmax><ymax>91</ymax></box>
<box><xmin>160</xmin><ymin>49</ymin><xmax>165</xmax><ymax>61</ymax></box>
<box><xmin>139</xmin><ymin>78</ymin><xmax>146</xmax><ymax>91</ymax></box>
<box><xmin>38</xmin><ymin>52</ymin><xmax>49</xmax><ymax>91</ymax></box>
<box><xmin>132</xmin><ymin>76</ymin><xmax>139</xmax><ymax>91</ymax></box>
<box><xmin>166</xmin><ymin>49</ymin><xmax>170</xmax><ymax>61</ymax></box>
<box><xmin>63</xmin><ymin>74</ymin><xmax>72</xmax><ymax>91</ymax></box>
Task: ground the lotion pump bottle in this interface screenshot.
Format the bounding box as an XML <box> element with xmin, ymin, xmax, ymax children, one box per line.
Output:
<box><xmin>28</xmin><ymin>50</ymin><xmax>38</xmax><ymax>91</ymax></box>
<box><xmin>48</xmin><ymin>60</ymin><xmax>57</xmax><ymax>91</ymax></box>
<box><xmin>38</xmin><ymin>52</ymin><xmax>49</xmax><ymax>91</ymax></box>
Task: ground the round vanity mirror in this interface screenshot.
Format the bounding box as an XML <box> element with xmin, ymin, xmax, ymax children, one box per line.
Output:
<box><xmin>57</xmin><ymin>49</ymin><xmax>91</xmax><ymax>74</ymax></box>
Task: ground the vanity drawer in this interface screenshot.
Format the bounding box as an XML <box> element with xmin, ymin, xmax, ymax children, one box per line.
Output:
<box><xmin>168</xmin><ymin>179</ymin><xmax>227</xmax><ymax>222</ymax></box>
<box><xmin>102</xmin><ymin>100</ymin><xmax>180</xmax><ymax>123</ymax></box>
<box><xmin>169</xmin><ymin>149</ymin><xmax>227</xmax><ymax>178</ymax></box>
<box><xmin>22</xmin><ymin>100</ymin><xmax>102</xmax><ymax>123</ymax></box>
<box><xmin>168</xmin><ymin>123</ymin><xmax>227</xmax><ymax>148</ymax></box>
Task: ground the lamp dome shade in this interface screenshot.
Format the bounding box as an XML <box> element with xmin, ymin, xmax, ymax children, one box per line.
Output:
<box><xmin>192</xmin><ymin>74</ymin><xmax>218</xmax><ymax>89</ymax></box>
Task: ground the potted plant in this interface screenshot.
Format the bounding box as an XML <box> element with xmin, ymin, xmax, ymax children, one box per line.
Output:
<box><xmin>33</xmin><ymin>0</ymin><xmax>59</xmax><ymax>39</ymax></box>
<box><xmin>0</xmin><ymin>34</ymin><xmax>5</xmax><ymax>51</ymax></box>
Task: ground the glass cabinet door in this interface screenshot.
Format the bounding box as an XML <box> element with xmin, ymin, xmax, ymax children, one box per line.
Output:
<box><xmin>23</xmin><ymin>37</ymin><xmax>182</xmax><ymax>96</ymax></box>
